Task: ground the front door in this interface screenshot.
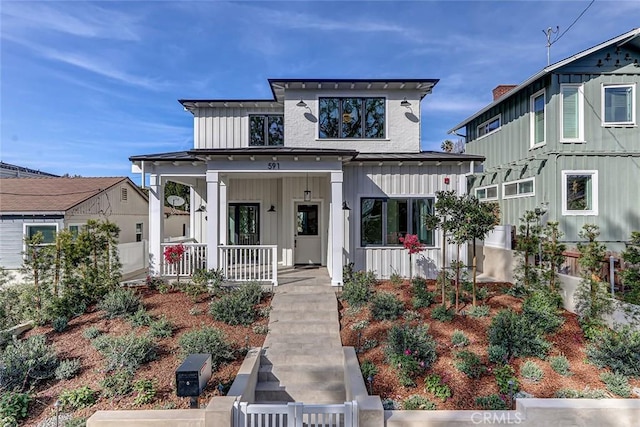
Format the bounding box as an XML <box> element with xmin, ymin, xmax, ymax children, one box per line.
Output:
<box><xmin>294</xmin><ymin>203</ymin><xmax>321</xmax><ymax>265</ymax></box>
<box><xmin>228</xmin><ymin>203</ymin><xmax>260</xmax><ymax>245</ymax></box>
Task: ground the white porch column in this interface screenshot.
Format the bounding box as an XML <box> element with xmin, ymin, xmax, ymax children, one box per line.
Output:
<box><xmin>330</xmin><ymin>171</ymin><xmax>344</xmax><ymax>286</ymax></box>
<box><xmin>219</xmin><ymin>177</ymin><xmax>228</xmax><ymax>245</ymax></box>
<box><xmin>149</xmin><ymin>174</ymin><xmax>164</xmax><ymax>275</ymax></box>
<box><xmin>206</xmin><ymin>171</ymin><xmax>220</xmax><ymax>269</ymax></box>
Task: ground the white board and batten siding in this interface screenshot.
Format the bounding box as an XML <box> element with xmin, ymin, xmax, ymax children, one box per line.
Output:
<box><xmin>343</xmin><ymin>163</ymin><xmax>469</xmax><ymax>279</ymax></box>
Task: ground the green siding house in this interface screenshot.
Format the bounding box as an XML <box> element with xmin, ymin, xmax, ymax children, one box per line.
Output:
<box><xmin>449</xmin><ymin>28</ymin><xmax>640</xmax><ymax>253</ymax></box>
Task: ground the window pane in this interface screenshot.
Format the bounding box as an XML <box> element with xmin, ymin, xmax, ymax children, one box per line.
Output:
<box><xmin>386</xmin><ymin>199</ymin><xmax>408</xmax><ymax>244</ymax></box>
<box><xmin>533</xmin><ymin>94</ymin><xmax>545</xmax><ymax>144</ymax></box>
<box><xmin>365</xmin><ymin>98</ymin><xmax>385</xmax><ymax>138</ymax></box>
<box><xmin>486</xmin><ymin>186</ymin><xmax>498</xmax><ymax>199</ymax></box>
<box><xmin>341</xmin><ymin>98</ymin><xmax>362</xmax><ymax>138</ymax></box>
<box><xmin>249</xmin><ymin>116</ymin><xmax>266</xmax><ymax>146</ymax></box>
<box><xmin>519</xmin><ymin>180</ymin><xmax>534</xmax><ymax>195</ymax></box>
<box><xmin>504</xmin><ymin>183</ymin><xmax>517</xmax><ymax>197</ymax></box>
<box><xmin>562</xmin><ymin>87</ymin><xmax>579</xmax><ymax>139</ymax></box>
<box><xmin>476</xmin><ymin>188</ymin><xmax>487</xmax><ymax>199</ymax></box>
<box><xmin>27</xmin><ymin>225</ymin><xmax>56</xmax><ymax>243</ymax></box>
<box><xmin>319</xmin><ymin>98</ymin><xmax>339</xmax><ymax>138</ymax></box>
<box><xmin>605</xmin><ymin>87</ymin><xmax>632</xmax><ymax>123</ymax></box>
<box><xmin>361</xmin><ymin>199</ymin><xmax>383</xmax><ymax>246</ymax></box>
<box><xmin>566</xmin><ymin>175</ymin><xmax>592</xmax><ymax>210</ymax></box>
<box><xmin>297</xmin><ymin>205</ymin><xmax>318</xmax><ymax>236</ymax></box>
<box><xmin>412</xmin><ymin>199</ymin><xmax>434</xmax><ymax>246</ymax></box>
<box><xmin>268</xmin><ymin>116</ymin><xmax>284</xmax><ymax>146</ymax></box>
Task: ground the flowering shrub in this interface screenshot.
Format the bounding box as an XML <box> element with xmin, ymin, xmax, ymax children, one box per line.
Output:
<box><xmin>398</xmin><ymin>234</ymin><xmax>425</xmax><ymax>279</ymax></box>
<box><xmin>163</xmin><ymin>244</ymin><xmax>185</xmax><ymax>265</ymax></box>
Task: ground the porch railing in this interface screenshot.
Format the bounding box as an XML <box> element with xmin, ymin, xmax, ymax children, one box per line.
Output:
<box><xmin>220</xmin><ymin>245</ymin><xmax>278</xmax><ymax>286</ymax></box>
<box><xmin>161</xmin><ymin>243</ymin><xmax>207</xmax><ymax>277</ymax></box>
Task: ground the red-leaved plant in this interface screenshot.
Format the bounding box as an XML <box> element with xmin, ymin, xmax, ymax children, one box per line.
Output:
<box><xmin>398</xmin><ymin>234</ymin><xmax>425</xmax><ymax>279</ymax></box>
<box><xmin>163</xmin><ymin>243</ymin><xmax>186</xmax><ymax>283</ymax></box>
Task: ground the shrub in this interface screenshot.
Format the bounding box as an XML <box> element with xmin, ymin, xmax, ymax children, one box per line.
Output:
<box><xmin>82</xmin><ymin>326</ymin><xmax>102</xmax><ymax>340</ymax></box>
<box><xmin>64</xmin><ymin>417</ymin><xmax>87</xmax><ymax>427</ymax></box>
<box><xmin>46</xmin><ymin>292</ymin><xmax>88</xmax><ymax>322</ymax></box>
<box><xmin>403</xmin><ymin>310</ymin><xmax>421</xmax><ymax>321</ymax></box>
<box><xmin>488</xmin><ymin>309</ymin><xmax>551</xmax><ymax>360</ymax></box>
<box><xmin>209</xmin><ymin>283</ymin><xmax>263</xmax><ymax>326</ymax></box>
<box><xmin>133</xmin><ymin>379</ymin><xmax>157</xmax><ymax>405</ymax></box>
<box><xmin>389</xmin><ymin>272</ymin><xmax>403</xmax><ymax>287</ymax></box>
<box><xmin>360</xmin><ymin>360</ymin><xmax>378</xmax><ymax>380</ymax></box>
<box><xmin>258</xmin><ymin>306</ymin><xmax>272</xmax><ymax>318</ymax></box>
<box><xmin>100</xmin><ymin>369</ymin><xmax>134</xmax><ymax>397</ymax></box>
<box><xmin>0</xmin><ymin>334</ymin><xmax>59</xmax><ymax>391</ymax></box>
<box><xmin>92</xmin><ymin>333</ymin><xmax>156</xmax><ymax>372</ymax></box>
<box><xmin>351</xmin><ymin>320</ymin><xmax>369</xmax><ymax>331</ymax></box>
<box><xmin>98</xmin><ymin>288</ymin><xmax>143</xmax><ymax>319</ymax></box>
<box><xmin>555</xmin><ymin>388</ymin><xmax>608</xmax><ymax>398</ymax></box>
<box><xmin>520</xmin><ymin>360</ymin><xmax>544</xmax><ymax>383</ymax></box>
<box><xmin>466</xmin><ymin>304</ymin><xmax>490</xmax><ymax>318</ymax></box>
<box><xmin>385</xmin><ymin>324</ymin><xmax>437</xmax><ymax>370</ymax></box>
<box><xmin>494</xmin><ymin>364</ymin><xmax>519</xmax><ymax>394</ymax></box>
<box><xmin>389</xmin><ymin>354</ymin><xmax>422</xmax><ymax>387</ymax></box>
<box><xmin>253</xmin><ymin>325</ymin><xmax>269</xmax><ymax>335</ymax></box>
<box><xmin>149</xmin><ymin>316</ymin><xmax>174</xmax><ymax>338</ymax></box>
<box><xmin>58</xmin><ymin>386</ymin><xmax>97</xmax><ymax>410</ymax></box>
<box><xmin>549</xmin><ymin>355</ymin><xmax>572</xmax><ymax>376</ymax></box>
<box><xmin>342</xmin><ymin>270</ymin><xmax>375</xmax><ymax>307</ymax></box>
<box><xmin>475</xmin><ymin>394</ymin><xmax>509</xmax><ymax>410</ymax></box>
<box><xmin>521</xmin><ymin>291</ymin><xmax>564</xmax><ymax>334</ymax></box>
<box><xmin>0</xmin><ymin>391</ymin><xmax>30</xmax><ymax>426</ymax></box>
<box><xmin>454</xmin><ymin>351</ymin><xmax>486</xmax><ymax>378</ymax></box>
<box><xmin>52</xmin><ymin>316</ymin><xmax>69</xmax><ymax>333</ymax></box>
<box><xmin>424</xmin><ymin>374</ymin><xmax>452</xmax><ymax>401</ymax></box>
<box><xmin>600</xmin><ymin>371</ymin><xmax>631</xmax><ymax>397</ymax></box>
<box><xmin>451</xmin><ymin>330</ymin><xmax>469</xmax><ymax>347</ymax></box>
<box><xmin>370</xmin><ymin>292</ymin><xmax>404</xmax><ymax>321</ymax></box>
<box><xmin>430</xmin><ymin>305</ymin><xmax>454</xmax><ymax>322</ymax></box>
<box><xmin>181</xmin><ymin>281</ymin><xmax>210</xmax><ymax>302</ymax></box>
<box><xmin>129</xmin><ymin>309</ymin><xmax>153</xmax><ymax>327</ymax></box>
<box><xmin>411</xmin><ymin>277</ymin><xmax>434</xmax><ymax>309</ymax></box>
<box><xmin>55</xmin><ymin>358</ymin><xmax>82</xmax><ymax>380</ymax></box>
<box><xmin>362</xmin><ymin>339</ymin><xmax>378</xmax><ymax>351</ymax></box>
<box><xmin>488</xmin><ymin>344</ymin><xmax>509</xmax><ymax>364</ymax></box>
<box><xmin>586</xmin><ymin>325</ymin><xmax>640</xmax><ymax>377</ymax></box>
<box><xmin>403</xmin><ymin>395</ymin><xmax>436</xmax><ymax>410</ymax></box>
<box><xmin>178</xmin><ymin>326</ymin><xmax>234</xmax><ymax>370</ymax></box>
<box><xmin>381</xmin><ymin>398</ymin><xmax>400</xmax><ymax>410</ymax></box>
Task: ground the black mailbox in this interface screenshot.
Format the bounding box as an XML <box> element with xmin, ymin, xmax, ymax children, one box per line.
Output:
<box><xmin>176</xmin><ymin>354</ymin><xmax>212</xmax><ymax>397</ymax></box>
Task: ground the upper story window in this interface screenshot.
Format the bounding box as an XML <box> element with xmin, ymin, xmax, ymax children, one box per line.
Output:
<box><xmin>249</xmin><ymin>115</ymin><xmax>284</xmax><ymax>146</ymax></box>
<box><xmin>602</xmin><ymin>84</ymin><xmax>636</xmax><ymax>126</ymax></box>
<box><xmin>319</xmin><ymin>97</ymin><xmax>385</xmax><ymax>139</ymax></box>
<box><xmin>530</xmin><ymin>90</ymin><xmax>546</xmax><ymax>147</ymax></box>
<box><xmin>562</xmin><ymin>170</ymin><xmax>598</xmax><ymax>216</ymax></box>
<box><xmin>477</xmin><ymin>115</ymin><xmax>501</xmax><ymax>138</ymax></box>
<box><xmin>503</xmin><ymin>178</ymin><xmax>534</xmax><ymax>199</ymax></box>
<box><xmin>475</xmin><ymin>185</ymin><xmax>498</xmax><ymax>201</ymax></box>
<box><xmin>560</xmin><ymin>84</ymin><xmax>584</xmax><ymax>142</ymax></box>
<box><xmin>360</xmin><ymin>197</ymin><xmax>434</xmax><ymax>247</ymax></box>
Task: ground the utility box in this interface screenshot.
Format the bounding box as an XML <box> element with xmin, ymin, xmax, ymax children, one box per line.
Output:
<box><xmin>175</xmin><ymin>354</ymin><xmax>212</xmax><ymax>397</ymax></box>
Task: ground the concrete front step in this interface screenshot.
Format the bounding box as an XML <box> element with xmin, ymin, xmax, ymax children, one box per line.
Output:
<box><xmin>255</xmin><ymin>381</ymin><xmax>346</xmax><ymax>404</ymax></box>
<box><xmin>269</xmin><ymin>310</ymin><xmax>339</xmax><ymax>322</ymax></box>
<box><xmin>266</xmin><ymin>321</ymin><xmax>340</xmax><ymax>335</ymax></box>
<box><xmin>262</xmin><ymin>343</ymin><xmax>343</xmax><ymax>355</ymax></box>
<box><xmin>258</xmin><ymin>364</ymin><xmax>344</xmax><ymax>383</ymax></box>
<box><xmin>263</xmin><ymin>333</ymin><xmax>343</xmax><ymax>346</ymax></box>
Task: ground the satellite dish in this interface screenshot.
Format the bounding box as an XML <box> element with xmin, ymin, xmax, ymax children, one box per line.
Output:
<box><xmin>167</xmin><ymin>195</ymin><xmax>186</xmax><ymax>207</ymax></box>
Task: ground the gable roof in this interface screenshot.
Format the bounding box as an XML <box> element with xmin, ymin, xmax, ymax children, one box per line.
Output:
<box><xmin>0</xmin><ymin>177</ymin><xmax>140</xmax><ymax>213</ymax></box>
<box><xmin>448</xmin><ymin>27</ymin><xmax>640</xmax><ymax>134</ymax></box>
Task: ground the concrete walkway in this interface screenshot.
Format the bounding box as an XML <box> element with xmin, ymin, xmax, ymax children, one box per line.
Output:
<box><xmin>255</xmin><ymin>267</ymin><xmax>346</xmax><ymax>404</ymax></box>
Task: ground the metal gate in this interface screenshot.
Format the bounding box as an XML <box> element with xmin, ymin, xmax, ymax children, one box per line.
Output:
<box><xmin>233</xmin><ymin>401</ymin><xmax>358</xmax><ymax>427</ymax></box>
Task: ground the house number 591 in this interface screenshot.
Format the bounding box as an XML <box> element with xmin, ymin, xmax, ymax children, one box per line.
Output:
<box><xmin>267</xmin><ymin>162</ymin><xmax>280</xmax><ymax>170</ymax></box>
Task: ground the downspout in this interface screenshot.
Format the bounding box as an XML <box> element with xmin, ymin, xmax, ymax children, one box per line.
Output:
<box><xmin>140</xmin><ymin>161</ymin><xmax>145</xmax><ymax>189</ymax></box>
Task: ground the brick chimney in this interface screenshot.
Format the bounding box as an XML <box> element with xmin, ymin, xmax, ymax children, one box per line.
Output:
<box><xmin>492</xmin><ymin>85</ymin><xmax>517</xmax><ymax>101</ymax></box>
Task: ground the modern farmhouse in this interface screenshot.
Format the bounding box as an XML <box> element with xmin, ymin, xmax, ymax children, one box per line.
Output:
<box><xmin>130</xmin><ymin>79</ymin><xmax>484</xmax><ymax>286</ymax></box>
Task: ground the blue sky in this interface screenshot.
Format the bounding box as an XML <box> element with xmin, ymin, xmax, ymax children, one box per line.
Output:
<box><xmin>1</xmin><ymin>1</ymin><xmax>639</xmax><ymax>183</ymax></box>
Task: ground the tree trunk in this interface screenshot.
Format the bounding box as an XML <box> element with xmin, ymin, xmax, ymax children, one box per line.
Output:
<box><xmin>455</xmin><ymin>243</ymin><xmax>460</xmax><ymax>312</ymax></box>
<box><xmin>472</xmin><ymin>240</ymin><xmax>477</xmax><ymax>307</ymax></box>
<box><xmin>441</xmin><ymin>231</ymin><xmax>447</xmax><ymax>307</ymax></box>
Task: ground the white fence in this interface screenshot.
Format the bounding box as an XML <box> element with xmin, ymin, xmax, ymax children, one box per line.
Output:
<box><xmin>118</xmin><ymin>240</ymin><xmax>148</xmax><ymax>279</ymax></box>
<box><xmin>220</xmin><ymin>245</ymin><xmax>278</xmax><ymax>286</ymax></box>
<box><xmin>161</xmin><ymin>243</ymin><xmax>207</xmax><ymax>277</ymax></box>
<box><xmin>234</xmin><ymin>401</ymin><xmax>358</xmax><ymax>427</ymax></box>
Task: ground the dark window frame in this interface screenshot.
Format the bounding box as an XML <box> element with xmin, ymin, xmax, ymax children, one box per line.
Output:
<box><xmin>360</xmin><ymin>197</ymin><xmax>435</xmax><ymax>247</ymax></box>
<box><xmin>319</xmin><ymin>97</ymin><xmax>386</xmax><ymax>139</ymax></box>
<box><xmin>249</xmin><ymin>114</ymin><xmax>284</xmax><ymax>146</ymax></box>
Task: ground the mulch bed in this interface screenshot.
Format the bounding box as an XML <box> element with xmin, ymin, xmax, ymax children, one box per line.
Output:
<box><xmin>339</xmin><ymin>279</ymin><xmax>640</xmax><ymax>410</ymax></box>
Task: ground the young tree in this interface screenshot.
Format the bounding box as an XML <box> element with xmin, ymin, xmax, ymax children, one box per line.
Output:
<box><xmin>541</xmin><ymin>222</ymin><xmax>566</xmax><ymax>293</ymax></box>
<box><xmin>21</xmin><ymin>232</ymin><xmax>54</xmax><ymax>323</ymax></box>
<box><xmin>513</xmin><ymin>210</ymin><xmax>542</xmax><ymax>295</ymax></box>
<box><xmin>621</xmin><ymin>231</ymin><xmax>640</xmax><ymax>304</ymax></box>
<box><xmin>398</xmin><ymin>234</ymin><xmax>425</xmax><ymax>279</ymax></box>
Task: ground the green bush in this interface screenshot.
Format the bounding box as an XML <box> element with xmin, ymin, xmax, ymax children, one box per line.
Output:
<box><xmin>389</xmin><ymin>272</ymin><xmax>404</xmax><ymax>287</ymax></box>
<box><xmin>82</xmin><ymin>326</ymin><xmax>102</xmax><ymax>340</ymax></box>
<box><xmin>52</xmin><ymin>316</ymin><xmax>69</xmax><ymax>333</ymax></box>
<box><xmin>360</xmin><ymin>360</ymin><xmax>378</xmax><ymax>380</ymax></box>
<box><xmin>451</xmin><ymin>330</ymin><xmax>469</xmax><ymax>347</ymax></box>
<box><xmin>98</xmin><ymin>288</ymin><xmax>143</xmax><ymax>319</ymax></box>
<box><xmin>466</xmin><ymin>304</ymin><xmax>490</xmax><ymax>318</ymax></box>
<box><xmin>370</xmin><ymin>292</ymin><xmax>404</xmax><ymax>321</ymax></box>
<box><xmin>384</xmin><ymin>324</ymin><xmax>437</xmax><ymax>370</ymax></box>
<box><xmin>600</xmin><ymin>371</ymin><xmax>631</xmax><ymax>397</ymax></box>
<box><xmin>351</xmin><ymin>320</ymin><xmax>369</xmax><ymax>331</ymax></box>
<box><xmin>521</xmin><ymin>291</ymin><xmax>564</xmax><ymax>334</ymax></box>
<box><xmin>554</xmin><ymin>388</ymin><xmax>608</xmax><ymax>398</ymax></box>
<box><xmin>252</xmin><ymin>325</ymin><xmax>269</xmax><ymax>335</ymax></box>
<box><xmin>92</xmin><ymin>333</ymin><xmax>156</xmax><ymax>372</ymax></box>
<box><xmin>402</xmin><ymin>395</ymin><xmax>436</xmax><ymax>410</ymax></box>
<box><xmin>454</xmin><ymin>351</ymin><xmax>486</xmax><ymax>378</ymax></box>
<box><xmin>149</xmin><ymin>316</ymin><xmax>174</xmax><ymax>338</ymax></box>
<box><xmin>342</xmin><ymin>270</ymin><xmax>375</xmax><ymax>307</ymax></box>
<box><xmin>178</xmin><ymin>326</ymin><xmax>234</xmax><ymax>370</ymax></box>
<box><xmin>0</xmin><ymin>334</ymin><xmax>59</xmax><ymax>391</ymax></box>
<box><xmin>0</xmin><ymin>391</ymin><xmax>30</xmax><ymax>426</ymax></box>
<box><xmin>488</xmin><ymin>309</ymin><xmax>551</xmax><ymax>360</ymax></box>
<box><xmin>520</xmin><ymin>360</ymin><xmax>544</xmax><ymax>383</ymax></box>
<box><xmin>100</xmin><ymin>369</ymin><xmax>134</xmax><ymax>397</ymax></box>
<box><xmin>55</xmin><ymin>358</ymin><xmax>82</xmax><ymax>380</ymax></box>
<box><xmin>424</xmin><ymin>374</ymin><xmax>452</xmax><ymax>401</ymax></box>
<box><xmin>133</xmin><ymin>378</ymin><xmax>157</xmax><ymax>405</ymax></box>
<box><xmin>586</xmin><ymin>325</ymin><xmax>640</xmax><ymax>377</ymax></box>
<box><xmin>64</xmin><ymin>417</ymin><xmax>87</xmax><ymax>427</ymax></box>
<box><xmin>59</xmin><ymin>386</ymin><xmax>97</xmax><ymax>410</ymax></box>
<box><xmin>494</xmin><ymin>364</ymin><xmax>519</xmax><ymax>394</ymax></box>
<box><xmin>181</xmin><ymin>281</ymin><xmax>210</xmax><ymax>302</ymax></box>
<box><xmin>209</xmin><ymin>283</ymin><xmax>263</xmax><ymax>326</ymax></box>
<box><xmin>430</xmin><ymin>305</ymin><xmax>454</xmax><ymax>322</ymax></box>
<box><xmin>475</xmin><ymin>394</ymin><xmax>509</xmax><ymax>410</ymax></box>
<box><xmin>46</xmin><ymin>292</ymin><xmax>88</xmax><ymax>322</ymax></box>
<box><xmin>549</xmin><ymin>355</ymin><xmax>572</xmax><ymax>376</ymax></box>
<box><xmin>411</xmin><ymin>277</ymin><xmax>434</xmax><ymax>309</ymax></box>
<box><xmin>129</xmin><ymin>309</ymin><xmax>153</xmax><ymax>327</ymax></box>
<box><xmin>403</xmin><ymin>310</ymin><xmax>421</xmax><ymax>322</ymax></box>
<box><xmin>488</xmin><ymin>344</ymin><xmax>509</xmax><ymax>364</ymax></box>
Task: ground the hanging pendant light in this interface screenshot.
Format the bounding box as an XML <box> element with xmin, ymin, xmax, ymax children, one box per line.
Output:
<box><xmin>304</xmin><ymin>173</ymin><xmax>311</xmax><ymax>201</ymax></box>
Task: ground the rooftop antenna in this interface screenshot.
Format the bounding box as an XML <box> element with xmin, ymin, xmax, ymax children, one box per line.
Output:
<box><xmin>543</xmin><ymin>26</ymin><xmax>560</xmax><ymax>66</ymax></box>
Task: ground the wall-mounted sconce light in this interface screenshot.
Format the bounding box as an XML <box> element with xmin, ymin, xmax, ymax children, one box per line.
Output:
<box><xmin>196</xmin><ymin>205</ymin><xmax>206</xmax><ymax>212</ymax></box>
<box><xmin>342</xmin><ymin>201</ymin><xmax>351</xmax><ymax>211</ymax></box>
<box><xmin>296</xmin><ymin>99</ymin><xmax>308</xmax><ymax>108</ymax></box>
<box><xmin>304</xmin><ymin>173</ymin><xmax>311</xmax><ymax>201</ymax></box>
<box><xmin>596</xmin><ymin>59</ymin><xmax>603</xmax><ymax>67</ymax></box>
<box><xmin>267</xmin><ymin>205</ymin><xmax>276</xmax><ymax>213</ymax></box>
<box><xmin>400</xmin><ymin>97</ymin><xmax>411</xmax><ymax>107</ymax></box>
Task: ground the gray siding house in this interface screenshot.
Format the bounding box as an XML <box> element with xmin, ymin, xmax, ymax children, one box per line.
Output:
<box><xmin>449</xmin><ymin>28</ymin><xmax>640</xmax><ymax>253</ymax></box>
